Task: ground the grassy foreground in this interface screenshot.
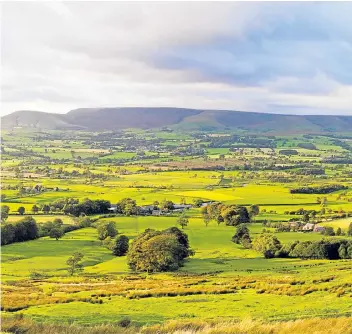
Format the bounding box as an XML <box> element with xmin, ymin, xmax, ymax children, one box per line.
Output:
<box><xmin>2</xmin><ymin>315</ymin><xmax>352</xmax><ymax>334</ymax></box>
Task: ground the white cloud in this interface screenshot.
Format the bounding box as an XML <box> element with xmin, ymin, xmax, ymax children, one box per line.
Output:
<box><xmin>1</xmin><ymin>2</ymin><xmax>352</xmax><ymax>116</ymax></box>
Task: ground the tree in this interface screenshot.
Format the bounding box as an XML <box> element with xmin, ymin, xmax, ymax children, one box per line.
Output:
<box><xmin>338</xmin><ymin>241</ymin><xmax>352</xmax><ymax>259</ymax></box>
<box><xmin>1</xmin><ymin>224</ymin><xmax>15</xmax><ymax>245</ymax></box>
<box><xmin>18</xmin><ymin>206</ymin><xmax>25</xmax><ymax>215</ymax></box>
<box><xmin>252</xmin><ymin>234</ymin><xmax>282</xmax><ymax>258</ymax></box>
<box><xmin>97</xmin><ymin>221</ymin><xmax>118</xmax><ymax>240</ymax></box>
<box><xmin>203</xmin><ymin>213</ymin><xmax>211</xmax><ymax>227</ymax></box>
<box><xmin>232</xmin><ymin>224</ymin><xmax>251</xmax><ymax>246</ymax></box>
<box><xmin>113</xmin><ymin>235</ymin><xmax>129</xmax><ymax>256</ymax></box>
<box><xmin>177</xmin><ymin>212</ymin><xmax>189</xmax><ymax>229</ymax></box>
<box><xmin>324</xmin><ymin>226</ymin><xmax>335</xmax><ymax>236</ymax></box>
<box><xmin>348</xmin><ymin>223</ymin><xmax>352</xmax><ymax>237</ymax></box>
<box><xmin>160</xmin><ymin>200</ymin><xmax>174</xmax><ymax>211</ymax></box>
<box><xmin>302</xmin><ymin>213</ymin><xmax>310</xmax><ymax>223</ymax></box>
<box><xmin>221</xmin><ymin>206</ymin><xmax>250</xmax><ymax>226</ymax></box>
<box><xmin>79</xmin><ymin>217</ymin><xmax>92</xmax><ymax>228</ymax></box>
<box><xmin>193</xmin><ymin>199</ymin><xmax>203</xmax><ymax>208</ymax></box>
<box><xmin>32</xmin><ymin>205</ymin><xmax>39</xmax><ymax>214</ymax></box>
<box><xmin>53</xmin><ymin>218</ymin><xmax>64</xmax><ymax>228</ymax></box>
<box><xmin>116</xmin><ymin>198</ymin><xmax>138</xmax><ymax>216</ymax></box>
<box><xmin>66</xmin><ymin>252</ymin><xmax>84</xmax><ymax>276</ymax></box>
<box><xmin>127</xmin><ymin>228</ymin><xmax>193</xmax><ymax>272</ymax></box>
<box><xmin>42</xmin><ymin>204</ymin><xmax>50</xmax><ymax>214</ymax></box>
<box><xmin>249</xmin><ymin>205</ymin><xmax>260</xmax><ymax>218</ymax></box>
<box><xmin>336</xmin><ymin>227</ymin><xmax>342</xmax><ymax>236</ymax></box>
<box><xmin>1</xmin><ymin>205</ymin><xmax>10</xmax><ymax>221</ymax></box>
<box><xmin>49</xmin><ymin>228</ymin><xmax>64</xmax><ymax>240</ymax></box>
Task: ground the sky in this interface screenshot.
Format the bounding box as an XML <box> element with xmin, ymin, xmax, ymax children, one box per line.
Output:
<box><xmin>1</xmin><ymin>1</ymin><xmax>352</xmax><ymax>116</ymax></box>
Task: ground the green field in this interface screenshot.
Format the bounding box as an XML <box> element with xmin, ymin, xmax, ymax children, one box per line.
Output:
<box><xmin>1</xmin><ymin>129</ymin><xmax>352</xmax><ymax>330</ymax></box>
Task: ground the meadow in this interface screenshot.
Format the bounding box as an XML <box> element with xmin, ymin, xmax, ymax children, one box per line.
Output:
<box><xmin>1</xmin><ymin>129</ymin><xmax>352</xmax><ymax>332</ymax></box>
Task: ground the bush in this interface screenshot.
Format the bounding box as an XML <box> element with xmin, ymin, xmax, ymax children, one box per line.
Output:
<box><xmin>117</xmin><ymin>318</ymin><xmax>131</xmax><ymax>328</ymax></box>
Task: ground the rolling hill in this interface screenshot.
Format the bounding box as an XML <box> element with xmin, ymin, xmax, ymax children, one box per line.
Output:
<box><xmin>1</xmin><ymin>108</ymin><xmax>352</xmax><ymax>134</ymax></box>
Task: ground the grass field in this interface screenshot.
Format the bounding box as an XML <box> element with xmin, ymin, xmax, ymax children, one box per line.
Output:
<box><xmin>1</xmin><ymin>130</ymin><xmax>352</xmax><ymax>329</ymax></box>
<box><xmin>2</xmin><ymin>217</ymin><xmax>352</xmax><ymax>325</ymax></box>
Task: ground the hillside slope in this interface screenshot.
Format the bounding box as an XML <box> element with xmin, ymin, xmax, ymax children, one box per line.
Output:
<box><xmin>1</xmin><ymin>108</ymin><xmax>352</xmax><ymax>133</ymax></box>
<box><xmin>1</xmin><ymin>110</ymin><xmax>84</xmax><ymax>130</ymax></box>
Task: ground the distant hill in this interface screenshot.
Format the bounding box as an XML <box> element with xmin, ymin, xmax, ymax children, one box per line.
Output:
<box><xmin>1</xmin><ymin>110</ymin><xmax>84</xmax><ymax>130</ymax></box>
<box><xmin>2</xmin><ymin>108</ymin><xmax>352</xmax><ymax>134</ymax></box>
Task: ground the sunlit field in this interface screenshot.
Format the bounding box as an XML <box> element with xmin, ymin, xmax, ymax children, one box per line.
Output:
<box><xmin>1</xmin><ymin>129</ymin><xmax>352</xmax><ymax>331</ymax></box>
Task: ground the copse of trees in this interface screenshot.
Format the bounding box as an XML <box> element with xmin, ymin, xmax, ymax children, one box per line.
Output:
<box><xmin>297</xmin><ymin>143</ymin><xmax>317</xmax><ymax>150</ymax></box>
<box><xmin>290</xmin><ymin>184</ymin><xmax>347</xmax><ymax>194</ymax></box>
<box><xmin>279</xmin><ymin>149</ymin><xmax>298</xmax><ymax>156</ymax></box>
<box><xmin>63</xmin><ymin>198</ymin><xmax>111</xmax><ymax>216</ymax></box>
<box><xmin>1</xmin><ymin>216</ymin><xmax>39</xmax><ymax>245</ymax></box>
<box><xmin>202</xmin><ymin>203</ymin><xmax>250</xmax><ymax>226</ymax></box>
<box><xmin>127</xmin><ymin>227</ymin><xmax>194</xmax><ymax>272</ymax></box>
<box><xmin>287</xmin><ymin>239</ymin><xmax>352</xmax><ymax>260</ymax></box>
<box><xmin>39</xmin><ymin>218</ymin><xmax>64</xmax><ymax>237</ymax></box>
<box><xmin>253</xmin><ymin>234</ymin><xmax>352</xmax><ymax>260</ymax></box>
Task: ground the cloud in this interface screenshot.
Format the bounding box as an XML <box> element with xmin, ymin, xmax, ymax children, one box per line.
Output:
<box><xmin>1</xmin><ymin>2</ymin><xmax>352</xmax><ymax>116</ymax></box>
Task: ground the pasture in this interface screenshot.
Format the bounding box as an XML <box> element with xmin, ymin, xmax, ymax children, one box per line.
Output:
<box><xmin>2</xmin><ymin>217</ymin><xmax>352</xmax><ymax>326</ymax></box>
<box><xmin>1</xmin><ymin>129</ymin><xmax>352</xmax><ymax>329</ymax></box>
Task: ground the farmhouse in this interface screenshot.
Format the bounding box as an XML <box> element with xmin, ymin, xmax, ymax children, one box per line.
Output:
<box><xmin>313</xmin><ymin>225</ymin><xmax>325</xmax><ymax>233</ymax></box>
<box><xmin>108</xmin><ymin>205</ymin><xmax>118</xmax><ymax>213</ymax></box>
<box><xmin>138</xmin><ymin>205</ymin><xmax>155</xmax><ymax>215</ymax></box>
<box><xmin>201</xmin><ymin>201</ymin><xmax>214</xmax><ymax>207</ymax></box>
<box><xmin>302</xmin><ymin>223</ymin><xmax>315</xmax><ymax>231</ymax></box>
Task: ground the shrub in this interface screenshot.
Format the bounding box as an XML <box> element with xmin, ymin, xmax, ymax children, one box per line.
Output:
<box><xmin>117</xmin><ymin>318</ymin><xmax>131</xmax><ymax>328</ymax></box>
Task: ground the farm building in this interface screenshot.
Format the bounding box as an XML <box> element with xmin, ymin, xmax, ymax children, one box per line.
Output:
<box><xmin>108</xmin><ymin>205</ymin><xmax>118</xmax><ymax>213</ymax></box>
<box><xmin>289</xmin><ymin>221</ymin><xmax>301</xmax><ymax>228</ymax></box>
<box><xmin>313</xmin><ymin>225</ymin><xmax>325</xmax><ymax>233</ymax></box>
<box><xmin>302</xmin><ymin>223</ymin><xmax>315</xmax><ymax>231</ymax></box>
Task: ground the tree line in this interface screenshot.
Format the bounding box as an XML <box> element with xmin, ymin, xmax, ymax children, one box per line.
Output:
<box><xmin>290</xmin><ymin>184</ymin><xmax>348</xmax><ymax>194</ymax></box>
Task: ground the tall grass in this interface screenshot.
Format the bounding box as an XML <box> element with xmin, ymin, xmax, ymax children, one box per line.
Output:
<box><xmin>2</xmin><ymin>316</ymin><xmax>352</xmax><ymax>334</ymax></box>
